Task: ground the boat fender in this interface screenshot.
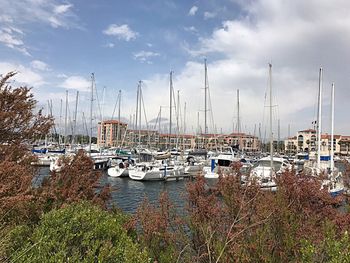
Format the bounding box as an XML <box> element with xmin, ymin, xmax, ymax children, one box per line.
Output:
<box><xmin>211</xmin><ymin>159</ymin><xmax>215</xmax><ymax>172</ymax></box>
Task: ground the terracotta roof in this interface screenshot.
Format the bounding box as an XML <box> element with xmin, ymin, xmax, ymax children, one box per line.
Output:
<box><xmin>321</xmin><ymin>134</ymin><xmax>341</xmax><ymax>139</ymax></box>
<box><xmin>128</xmin><ymin>129</ymin><xmax>157</xmax><ymax>133</ymax></box>
<box><xmin>159</xmin><ymin>134</ymin><xmax>195</xmax><ymax>138</ymax></box>
<box><xmin>298</xmin><ymin>129</ymin><xmax>316</xmax><ymax>133</ymax></box>
<box><xmin>99</xmin><ymin>120</ymin><xmax>128</xmax><ymax>125</ymax></box>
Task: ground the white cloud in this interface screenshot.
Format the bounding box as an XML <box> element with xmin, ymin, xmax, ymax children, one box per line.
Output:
<box><xmin>184</xmin><ymin>26</ymin><xmax>197</xmax><ymax>33</ymax></box>
<box><xmin>30</xmin><ymin>60</ymin><xmax>50</xmax><ymax>71</ymax></box>
<box><xmin>0</xmin><ymin>14</ymin><xmax>13</xmax><ymax>23</ymax></box>
<box><xmin>56</xmin><ymin>73</ymin><xmax>68</xmax><ymax>78</ymax></box>
<box><xmin>104</xmin><ymin>42</ymin><xmax>115</xmax><ymax>48</ymax></box>
<box><xmin>188</xmin><ymin>6</ymin><xmax>198</xmax><ymax>16</ymax></box>
<box><xmin>0</xmin><ymin>27</ymin><xmax>30</xmax><ymax>56</ymax></box>
<box><xmin>180</xmin><ymin>0</ymin><xmax>350</xmax><ymax>135</ymax></box>
<box><xmin>0</xmin><ymin>0</ymin><xmax>78</xmax><ymax>55</ymax></box>
<box><xmin>0</xmin><ymin>0</ymin><xmax>77</xmax><ymax>29</ymax></box>
<box><xmin>103</xmin><ymin>24</ymin><xmax>138</xmax><ymax>41</ymax></box>
<box><xmin>0</xmin><ymin>62</ymin><xmax>44</xmax><ymax>87</ymax></box>
<box><xmin>133</xmin><ymin>51</ymin><xmax>160</xmax><ymax>63</ymax></box>
<box><xmin>54</xmin><ymin>4</ymin><xmax>73</xmax><ymax>14</ymax></box>
<box><xmin>203</xmin><ymin>11</ymin><xmax>216</xmax><ymax>19</ymax></box>
<box><xmin>60</xmin><ymin>76</ymin><xmax>90</xmax><ymax>92</ymax></box>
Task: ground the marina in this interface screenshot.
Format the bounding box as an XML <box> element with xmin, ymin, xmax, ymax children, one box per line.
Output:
<box><xmin>3</xmin><ymin>1</ymin><xmax>350</xmax><ymax>261</ymax></box>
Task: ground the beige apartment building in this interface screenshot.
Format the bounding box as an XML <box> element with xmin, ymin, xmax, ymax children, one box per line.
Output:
<box><xmin>97</xmin><ymin>120</ymin><xmax>128</xmax><ymax>147</ymax></box>
<box><xmin>284</xmin><ymin>128</ymin><xmax>349</xmax><ymax>156</ymax></box>
<box><xmin>97</xmin><ymin>121</ymin><xmax>260</xmax><ymax>151</ymax></box>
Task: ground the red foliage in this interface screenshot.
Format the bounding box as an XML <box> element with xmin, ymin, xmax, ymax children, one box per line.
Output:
<box><xmin>138</xmin><ymin>167</ymin><xmax>350</xmax><ymax>262</ymax></box>
<box><xmin>39</xmin><ymin>150</ymin><xmax>110</xmax><ymax>210</ymax></box>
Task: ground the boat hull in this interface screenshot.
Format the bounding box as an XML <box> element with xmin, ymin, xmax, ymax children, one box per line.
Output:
<box><xmin>107</xmin><ymin>167</ymin><xmax>128</xmax><ymax>177</ymax></box>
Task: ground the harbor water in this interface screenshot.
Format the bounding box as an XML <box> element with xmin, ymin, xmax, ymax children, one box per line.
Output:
<box><xmin>37</xmin><ymin>167</ymin><xmax>189</xmax><ymax>214</ymax></box>
<box><xmin>100</xmin><ymin>173</ymin><xmax>188</xmax><ymax>214</ymax></box>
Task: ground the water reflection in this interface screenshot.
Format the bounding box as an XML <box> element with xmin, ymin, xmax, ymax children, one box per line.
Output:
<box><xmin>100</xmin><ymin>173</ymin><xmax>188</xmax><ymax>214</ymax></box>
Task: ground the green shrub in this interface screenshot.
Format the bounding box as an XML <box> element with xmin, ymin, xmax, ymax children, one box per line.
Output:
<box><xmin>6</xmin><ymin>202</ymin><xmax>149</xmax><ymax>263</ymax></box>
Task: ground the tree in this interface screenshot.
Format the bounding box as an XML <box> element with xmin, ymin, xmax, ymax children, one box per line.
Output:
<box><xmin>0</xmin><ymin>72</ymin><xmax>53</xmax><ymax>224</ymax></box>
<box><xmin>0</xmin><ymin>72</ymin><xmax>52</xmax><ymax>159</ymax></box>
<box><xmin>38</xmin><ymin>150</ymin><xmax>110</xmax><ymax>212</ymax></box>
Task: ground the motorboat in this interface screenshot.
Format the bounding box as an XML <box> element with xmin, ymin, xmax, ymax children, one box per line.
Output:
<box><xmin>128</xmin><ymin>161</ymin><xmax>184</xmax><ymax>181</ymax></box>
<box><xmin>107</xmin><ymin>157</ymin><xmax>134</xmax><ymax>177</ymax></box>
<box><xmin>245</xmin><ymin>156</ymin><xmax>292</xmax><ymax>190</ymax></box>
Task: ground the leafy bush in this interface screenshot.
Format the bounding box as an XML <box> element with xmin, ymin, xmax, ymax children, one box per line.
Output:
<box><xmin>5</xmin><ymin>202</ymin><xmax>149</xmax><ymax>263</ymax></box>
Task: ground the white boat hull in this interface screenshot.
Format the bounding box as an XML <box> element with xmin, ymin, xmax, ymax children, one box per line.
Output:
<box><xmin>129</xmin><ymin>165</ymin><xmax>184</xmax><ymax>181</ymax></box>
<box><xmin>107</xmin><ymin>167</ymin><xmax>128</xmax><ymax>177</ymax></box>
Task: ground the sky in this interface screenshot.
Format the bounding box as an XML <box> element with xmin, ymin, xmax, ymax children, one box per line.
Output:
<box><xmin>1</xmin><ymin>0</ymin><xmax>350</xmax><ymax>139</ymax></box>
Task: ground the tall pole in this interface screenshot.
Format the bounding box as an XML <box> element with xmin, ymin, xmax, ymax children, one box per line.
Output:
<box><xmin>129</xmin><ymin>114</ymin><xmax>132</xmax><ymax>146</ymax></box>
<box><xmin>184</xmin><ymin>102</ymin><xmax>186</xmax><ymax>134</ymax></box>
<box><xmin>64</xmin><ymin>90</ymin><xmax>68</xmax><ymax>146</ymax></box>
<box><xmin>59</xmin><ymin>99</ymin><xmax>62</xmax><ymax>147</ymax></box>
<box><xmin>89</xmin><ymin>73</ymin><xmax>94</xmax><ymax>156</ymax></box>
<box><xmin>132</xmin><ymin>113</ymin><xmax>135</xmax><ymax>146</ymax></box>
<box><xmin>159</xmin><ymin>106</ymin><xmax>162</xmax><ymax>134</ymax></box>
<box><xmin>288</xmin><ymin>123</ymin><xmax>291</xmax><ymax>138</ymax></box>
<box><xmin>135</xmin><ymin>83</ymin><xmax>139</xmax><ymax>145</ymax></box>
<box><xmin>278</xmin><ymin>119</ymin><xmax>280</xmax><ymax>153</ymax></box>
<box><xmin>237</xmin><ymin>89</ymin><xmax>240</xmax><ymax>133</ymax></box>
<box><xmin>101</xmin><ymin>86</ymin><xmax>106</xmax><ymax>150</ymax></box>
<box><xmin>169</xmin><ymin>71</ymin><xmax>173</xmax><ymax>148</ymax></box>
<box><xmin>138</xmin><ymin>81</ymin><xmax>142</xmax><ymax>146</ymax></box>
<box><xmin>317</xmin><ymin>67</ymin><xmax>323</xmax><ymax>169</ymax></box>
<box><xmin>269</xmin><ymin>63</ymin><xmax>273</xmax><ymax>175</ymax></box>
<box><xmin>197</xmin><ymin>111</ymin><xmax>200</xmax><ymax>135</ymax></box>
<box><xmin>204</xmin><ymin>59</ymin><xmax>208</xmax><ymax>135</ymax></box>
<box><xmin>330</xmin><ymin>82</ymin><xmax>335</xmax><ymax>172</ymax></box>
<box><xmin>176</xmin><ymin>90</ymin><xmax>180</xmax><ymax>149</ymax></box>
<box><xmin>116</xmin><ymin>90</ymin><xmax>121</xmax><ymax>147</ymax></box>
<box><xmin>72</xmin><ymin>91</ymin><xmax>79</xmax><ymax>146</ymax></box>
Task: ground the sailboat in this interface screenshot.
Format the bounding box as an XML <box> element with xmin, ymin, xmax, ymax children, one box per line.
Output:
<box><xmin>303</xmin><ymin>69</ymin><xmax>344</xmax><ymax>197</ymax></box>
<box><xmin>246</xmin><ymin>64</ymin><xmax>291</xmax><ymax>190</ymax></box>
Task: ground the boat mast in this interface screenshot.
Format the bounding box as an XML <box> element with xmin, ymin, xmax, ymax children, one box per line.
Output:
<box><xmin>204</xmin><ymin>59</ymin><xmax>208</xmax><ymax>135</ymax></box>
<box><xmin>183</xmin><ymin>102</ymin><xmax>186</xmax><ymax>150</ymax></box>
<box><xmin>176</xmin><ymin>90</ymin><xmax>180</xmax><ymax>149</ymax></box>
<box><xmin>278</xmin><ymin>119</ymin><xmax>280</xmax><ymax>153</ymax></box>
<box><xmin>184</xmin><ymin>102</ymin><xmax>186</xmax><ymax>134</ymax></box>
<box><xmin>138</xmin><ymin>81</ymin><xmax>142</xmax><ymax>146</ymax></box>
<box><xmin>116</xmin><ymin>90</ymin><xmax>121</xmax><ymax>147</ymax></box>
<box><xmin>64</xmin><ymin>90</ymin><xmax>69</xmax><ymax>147</ymax></box>
<box><xmin>237</xmin><ymin>89</ymin><xmax>240</xmax><ymax>133</ymax></box>
<box><xmin>72</xmin><ymin>91</ymin><xmax>79</xmax><ymax>146</ymax></box>
<box><xmin>330</xmin><ymin>82</ymin><xmax>335</xmax><ymax>172</ymax></box>
<box><xmin>101</xmin><ymin>86</ymin><xmax>106</xmax><ymax>151</ymax></box>
<box><xmin>59</xmin><ymin>99</ymin><xmax>62</xmax><ymax>147</ymax></box>
<box><xmin>317</xmin><ymin>67</ymin><xmax>323</xmax><ymax>169</ymax></box>
<box><xmin>135</xmin><ymin>82</ymin><xmax>139</xmax><ymax>146</ymax></box>
<box><xmin>89</xmin><ymin>73</ymin><xmax>94</xmax><ymax>156</ymax></box>
<box><xmin>169</xmin><ymin>71</ymin><xmax>173</xmax><ymax>148</ymax></box>
<box><xmin>269</xmin><ymin>63</ymin><xmax>273</xmax><ymax>176</ymax></box>
<box><xmin>159</xmin><ymin>106</ymin><xmax>162</xmax><ymax>134</ymax></box>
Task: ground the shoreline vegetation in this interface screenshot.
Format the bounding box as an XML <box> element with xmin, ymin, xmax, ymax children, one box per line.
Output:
<box><xmin>2</xmin><ymin>72</ymin><xmax>350</xmax><ymax>262</ymax></box>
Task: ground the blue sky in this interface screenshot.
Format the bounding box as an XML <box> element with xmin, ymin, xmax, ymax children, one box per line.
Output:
<box><xmin>1</xmin><ymin>0</ymin><xmax>350</xmax><ymax>138</ymax></box>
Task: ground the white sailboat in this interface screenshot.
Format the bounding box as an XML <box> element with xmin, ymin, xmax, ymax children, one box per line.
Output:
<box><xmin>248</xmin><ymin>63</ymin><xmax>280</xmax><ymax>190</ymax></box>
<box><xmin>303</xmin><ymin>69</ymin><xmax>343</xmax><ymax>196</ymax></box>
